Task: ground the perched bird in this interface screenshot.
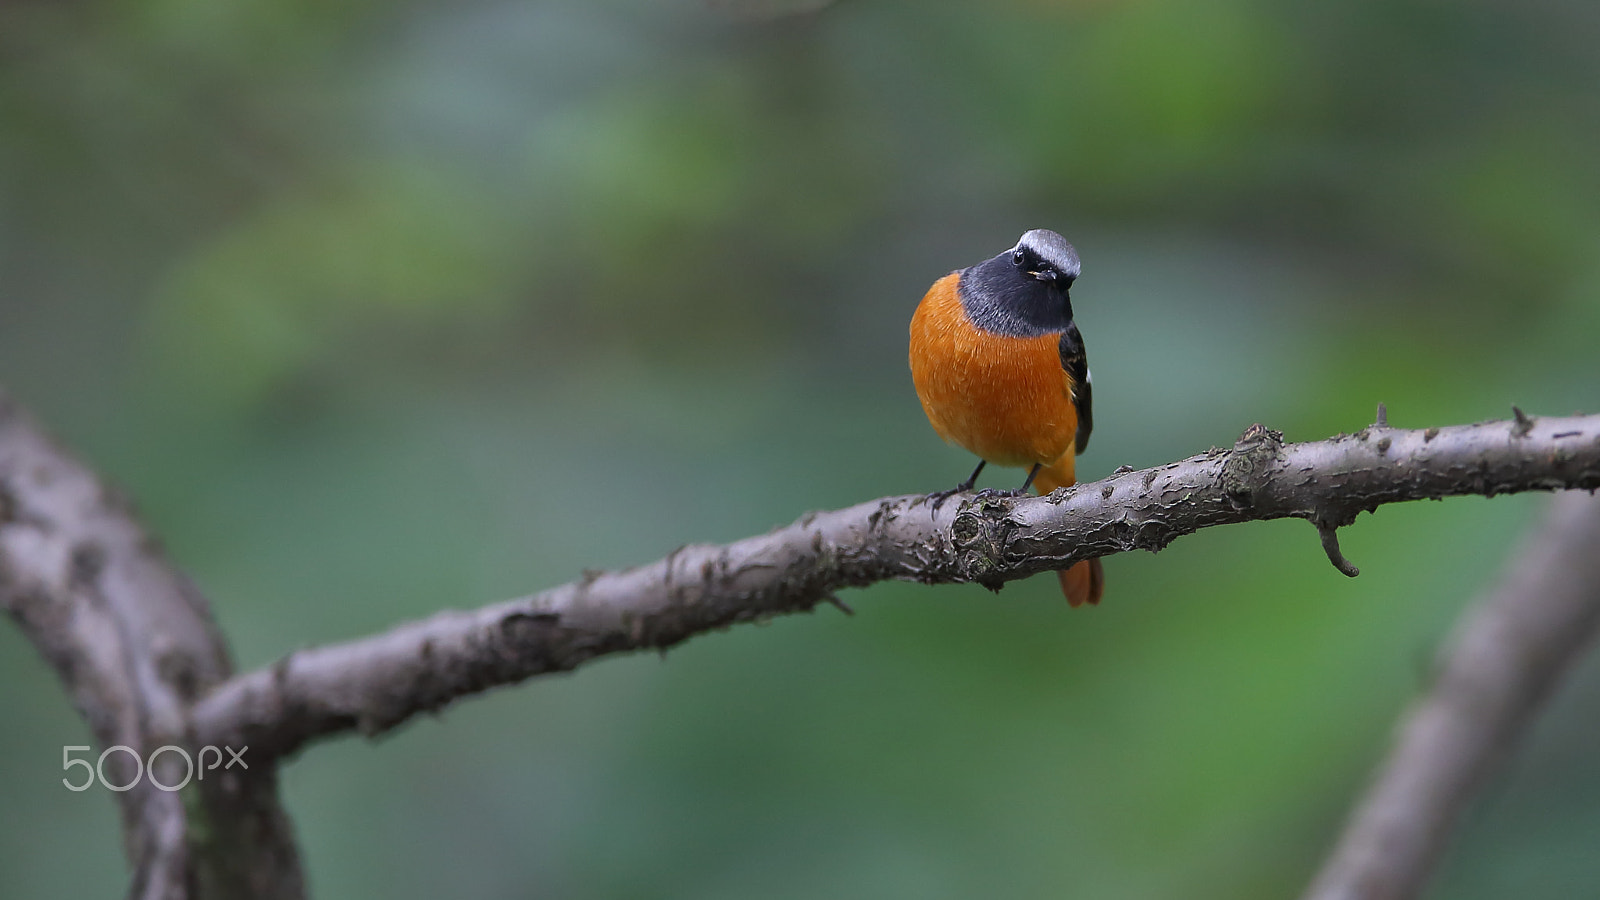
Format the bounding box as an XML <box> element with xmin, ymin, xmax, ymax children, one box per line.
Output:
<box><xmin>909</xmin><ymin>228</ymin><xmax>1104</xmax><ymax>607</ymax></box>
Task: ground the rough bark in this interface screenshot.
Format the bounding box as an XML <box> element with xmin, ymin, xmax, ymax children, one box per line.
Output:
<box><xmin>1302</xmin><ymin>490</ymin><xmax>1600</xmax><ymax>900</ymax></box>
<box><xmin>190</xmin><ymin>412</ymin><xmax>1600</xmax><ymax>762</ymax></box>
<box><xmin>0</xmin><ymin>392</ymin><xmax>305</xmax><ymax>900</ymax></box>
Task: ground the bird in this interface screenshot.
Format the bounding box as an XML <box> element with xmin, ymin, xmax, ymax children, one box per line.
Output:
<box><xmin>908</xmin><ymin>228</ymin><xmax>1104</xmax><ymax>607</ymax></box>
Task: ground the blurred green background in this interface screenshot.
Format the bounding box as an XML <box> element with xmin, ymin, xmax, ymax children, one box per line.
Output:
<box><xmin>2</xmin><ymin>0</ymin><xmax>1598</xmax><ymax>896</ymax></box>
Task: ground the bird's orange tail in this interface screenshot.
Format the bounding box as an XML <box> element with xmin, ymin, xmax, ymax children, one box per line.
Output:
<box><xmin>1034</xmin><ymin>456</ymin><xmax>1105</xmax><ymax>608</ymax></box>
<box><xmin>1055</xmin><ymin>558</ymin><xmax>1105</xmax><ymax>608</ymax></box>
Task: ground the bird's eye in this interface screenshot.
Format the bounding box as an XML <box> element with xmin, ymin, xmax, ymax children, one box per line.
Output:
<box><xmin>1012</xmin><ymin>248</ymin><xmax>1026</xmax><ymax>266</ymax></box>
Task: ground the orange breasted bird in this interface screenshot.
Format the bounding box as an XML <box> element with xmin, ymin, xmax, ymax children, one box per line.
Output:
<box><xmin>909</xmin><ymin>228</ymin><xmax>1105</xmax><ymax>607</ymax></box>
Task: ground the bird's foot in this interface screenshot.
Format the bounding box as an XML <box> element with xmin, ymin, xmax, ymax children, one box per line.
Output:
<box><xmin>926</xmin><ymin>460</ymin><xmax>989</xmax><ymax>511</ymax></box>
<box><xmin>927</xmin><ymin>485</ymin><xmax>971</xmax><ymax>511</ymax></box>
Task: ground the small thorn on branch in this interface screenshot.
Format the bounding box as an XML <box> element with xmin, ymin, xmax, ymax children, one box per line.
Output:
<box><xmin>1512</xmin><ymin>406</ymin><xmax>1534</xmax><ymax>437</ymax></box>
<box><xmin>1315</xmin><ymin>520</ymin><xmax>1361</xmax><ymax>577</ymax></box>
<box><xmin>821</xmin><ymin>593</ymin><xmax>855</xmax><ymax>616</ymax></box>
<box><xmin>1375</xmin><ymin>402</ymin><xmax>1388</xmax><ymax>427</ymax></box>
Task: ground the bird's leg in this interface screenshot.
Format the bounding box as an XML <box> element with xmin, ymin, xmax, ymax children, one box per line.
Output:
<box><xmin>959</xmin><ymin>459</ymin><xmax>987</xmax><ymax>491</ymax></box>
<box><xmin>928</xmin><ymin>460</ymin><xmax>986</xmax><ymax>510</ymax></box>
<box><xmin>1018</xmin><ymin>462</ymin><xmax>1042</xmax><ymax>493</ymax></box>
<box><xmin>975</xmin><ymin>462</ymin><xmax>1042</xmax><ymax>500</ymax></box>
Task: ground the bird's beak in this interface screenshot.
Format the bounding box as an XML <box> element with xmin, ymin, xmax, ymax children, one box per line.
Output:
<box><xmin>1030</xmin><ymin>269</ymin><xmax>1057</xmax><ymax>282</ymax></box>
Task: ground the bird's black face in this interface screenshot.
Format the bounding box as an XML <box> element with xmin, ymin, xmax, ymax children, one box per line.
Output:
<box><xmin>1011</xmin><ymin>244</ymin><xmax>1077</xmax><ymax>287</ymax></box>
<box><xmin>957</xmin><ymin>229</ymin><xmax>1081</xmax><ymax>337</ymax></box>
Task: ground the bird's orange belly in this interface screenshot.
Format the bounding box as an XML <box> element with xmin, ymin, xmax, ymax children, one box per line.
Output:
<box><xmin>909</xmin><ymin>274</ymin><xmax>1078</xmax><ymax>468</ymax></box>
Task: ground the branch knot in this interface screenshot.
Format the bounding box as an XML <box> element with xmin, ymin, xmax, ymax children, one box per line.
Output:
<box><xmin>951</xmin><ymin>498</ymin><xmax>1020</xmax><ymax>590</ymax></box>
<box><xmin>1221</xmin><ymin>423</ymin><xmax>1285</xmax><ymax>508</ymax></box>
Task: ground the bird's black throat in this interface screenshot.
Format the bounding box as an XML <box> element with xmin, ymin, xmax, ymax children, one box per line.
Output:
<box><xmin>957</xmin><ymin>253</ymin><xmax>1076</xmax><ymax>337</ymax></box>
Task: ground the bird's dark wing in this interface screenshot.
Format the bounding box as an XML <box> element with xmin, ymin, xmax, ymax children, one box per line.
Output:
<box><xmin>1059</xmin><ymin>323</ymin><xmax>1093</xmax><ymax>454</ymax></box>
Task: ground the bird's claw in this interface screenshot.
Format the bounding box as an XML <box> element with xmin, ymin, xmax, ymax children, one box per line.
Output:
<box><xmin>927</xmin><ymin>486</ymin><xmax>969</xmax><ymax>511</ymax></box>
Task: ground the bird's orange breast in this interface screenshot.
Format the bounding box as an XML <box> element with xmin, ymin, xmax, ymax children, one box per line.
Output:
<box><xmin>909</xmin><ymin>272</ymin><xmax>1079</xmax><ymax>469</ymax></box>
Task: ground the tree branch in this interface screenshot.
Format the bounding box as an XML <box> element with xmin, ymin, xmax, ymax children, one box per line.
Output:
<box><xmin>1301</xmin><ymin>489</ymin><xmax>1600</xmax><ymax>900</ymax></box>
<box><xmin>0</xmin><ymin>392</ymin><xmax>305</xmax><ymax>900</ymax></box>
<box><xmin>191</xmin><ymin>412</ymin><xmax>1600</xmax><ymax>762</ymax></box>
